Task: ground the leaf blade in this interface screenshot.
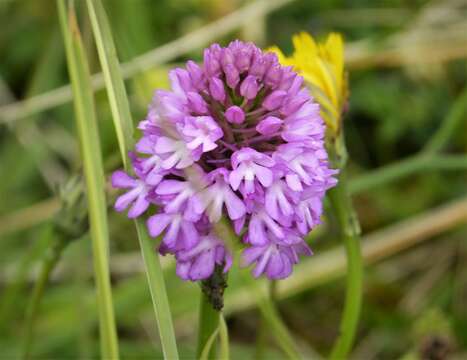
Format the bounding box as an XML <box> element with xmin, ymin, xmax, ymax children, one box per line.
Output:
<box><xmin>85</xmin><ymin>1</ymin><xmax>179</xmax><ymax>358</ymax></box>
<box><xmin>57</xmin><ymin>1</ymin><xmax>119</xmax><ymax>358</ymax></box>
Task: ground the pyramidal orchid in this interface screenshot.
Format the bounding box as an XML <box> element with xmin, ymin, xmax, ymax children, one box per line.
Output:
<box><xmin>112</xmin><ymin>40</ymin><xmax>337</xmax><ymax>281</ymax></box>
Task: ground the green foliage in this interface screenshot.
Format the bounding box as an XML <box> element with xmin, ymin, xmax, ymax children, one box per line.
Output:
<box><xmin>0</xmin><ymin>0</ymin><xmax>466</xmax><ymax>359</ymax></box>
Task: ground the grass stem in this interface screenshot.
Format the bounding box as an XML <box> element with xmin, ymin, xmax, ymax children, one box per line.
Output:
<box><xmin>58</xmin><ymin>1</ymin><xmax>119</xmax><ymax>358</ymax></box>
<box><xmin>328</xmin><ymin>171</ymin><xmax>363</xmax><ymax>360</ymax></box>
<box><xmin>85</xmin><ymin>0</ymin><xmax>179</xmax><ymax>357</ymax></box>
<box><xmin>349</xmin><ymin>154</ymin><xmax>467</xmax><ymax>194</ymax></box>
<box><xmin>22</xmin><ymin>236</ymin><xmax>67</xmax><ymax>359</ymax></box>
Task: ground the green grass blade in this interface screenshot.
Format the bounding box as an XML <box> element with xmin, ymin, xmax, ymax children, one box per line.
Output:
<box><xmin>240</xmin><ymin>272</ymin><xmax>301</xmax><ymax>360</ymax></box>
<box><xmin>199</xmin><ymin>327</ymin><xmax>220</xmax><ymax>360</ymax></box>
<box><xmin>85</xmin><ymin>0</ymin><xmax>134</xmax><ymax>169</ymax></box>
<box><xmin>219</xmin><ymin>314</ymin><xmax>230</xmax><ymax>360</ymax></box>
<box><xmin>57</xmin><ymin>1</ymin><xmax>119</xmax><ymax>359</ymax></box>
<box><xmin>134</xmin><ymin>221</ymin><xmax>179</xmax><ymax>359</ymax></box>
<box><xmin>85</xmin><ymin>0</ymin><xmax>179</xmax><ymax>358</ymax></box>
<box><xmin>423</xmin><ymin>86</ymin><xmax>467</xmax><ymax>155</ymax></box>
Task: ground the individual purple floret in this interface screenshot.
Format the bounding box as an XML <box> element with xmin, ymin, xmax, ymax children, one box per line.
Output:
<box><xmin>112</xmin><ymin>40</ymin><xmax>337</xmax><ymax>281</ymax></box>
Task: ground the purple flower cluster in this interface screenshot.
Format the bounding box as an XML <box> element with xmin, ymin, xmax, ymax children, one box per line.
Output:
<box><xmin>112</xmin><ymin>41</ymin><xmax>337</xmax><ymax>281</ymax></box>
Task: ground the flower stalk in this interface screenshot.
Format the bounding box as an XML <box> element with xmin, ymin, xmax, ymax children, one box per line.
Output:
<box><xmin>196</xmin><ymin>289</ymin><xmax>221</xmax><ymax>359</ymax></box>
<box><xmin>22</xmin><ymin>176</ymin><xmax>87</xmax><ymax>359</ymax></box>
<box><xmin>22</xmin><ymin>234</ymin><xmax>68</xmax><ymax>360</ymax></box>
<box><xmin>327</xmin><ymin>166</ymin><xmax>363</xmax><ymax>360</ymax></box>
<box><xmin>325</xmin><ymin>87</ymin><xmax>363</xmax><ymax>360</ymax></box>
<box><xmin>271</xmin><ymin>31</ymin><xmax>363</xmax><ymax>358</ymax></box>
<box><xmin>111</xmin><ymin>37</ymin><xmax>336</xmax><ymax>359</ymax></box>
<box><xmin>197</xmin><ymin>264</ymin><xmax>228</xmax><ymax>358</ymax></box>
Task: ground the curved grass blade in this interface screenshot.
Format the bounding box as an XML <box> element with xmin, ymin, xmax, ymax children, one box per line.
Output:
<box><xmin>85</xmin><ymin>0</ymin><xmax>179</xmax><ymax>358</ymax></box>
<box><xmin>57</xmin><ymin>1</ymin><xmax>119</xmax><ymax>358</ymax></box>
<box><xmin>423</xmin><ymin>86</ymin><xmax>467</xmax><ymax>154</ymax></box>
<box><xmin>240</xmin><ymin>272</ymin><xmax>301</xmax><ymax>360</ymax></box>
<box><xmin>219</xmin><ymin>314</ymin><xmax>230</xmax><ymax>360</ymax></box>
<box><xmin>84</xmin><ymin>0</ymin><xmax>133</xmax><ymax>168</ymax></box>
<box><xmin>196</xmin><ymin>291</ymin><xmax>219</xmax><ymax>359</ymax></box>
<box><xmin>197</xmin><ymin>313</ymin><xmax>228</xmax><ymax>360</ymax></box>
<box><xmin>134</xmin><ymin>221</ymin><xmax>179</xmax><ymax>359</ymax></box>
<box><xmin>199</xmin><ymin>327</ymin><xmax>220</xmax><ymax>360</ymax></box>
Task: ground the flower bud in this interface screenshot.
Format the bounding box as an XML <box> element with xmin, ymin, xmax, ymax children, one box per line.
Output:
<box><xmin>203</xmin><ymin>47</ymin><xmax>221</xmax><ymax>76</ymax></box>
<box><xmin>187</xmin><ymin>92</ymin><xmax>208</xmax><ymax>114</ymax></box>
<box><xmin>263</xmin><ymin>90</ymin><xmax>287</xmax><ymax>110</ymax></box>
<box><xmin>256</xmin><ymin>116</ymin><xmax>283</xmax><ymax>135</ymax></box>
<box><xmin>281</xmin><ymin>90</ymin><xmax>308</xmax><ymax>116</ymax></box>
<box><xmin>287</xmin><ymin>75</ymin><xmax>304</xmax><ymax>97</ymax></box>
<box><xmin>225</xmin><ymin>106</ymin><xmax>245</xmax><ymax>124</ymax></box>
<box><xmin>250</xmin><ymin>52</ymin><xmax>275</xmax><ymax>78</ymax></box>
<box><xmin>209</xmin><ymin>77</ymin><xmax>225</xmax><ymax>102</ymax></box>
<box><xmin>250</xmin><ymin>57</ymin><xmax>266</xmax><ymax>78</ymax></box>
<box><xmin>265</xmin><ymin>64</ymin><xmax>283</xmax><ymax>87</ymax></box>
<box><xmin>171</xmin><ymin>69</ymin><xmax>192</xmax><ymax>93</ymax></box>
<box><xmin>235</xmin><ymin>49</ymin><xmax>252</xmax><ymax>72</ymax></box>
<box><xmin>224</xmin><ymin>63</ymin><xmax>240</xmax><ymax>89</ymax></box>
<box><xmin>186</xmin><ymin>60</ymin><xmax>205</xmax><ymax>89</ymax></box>
<box><xmin>240</xmin><ymin>75</ymin><xmax>259</xmax><ymax>100</ymax></box>
<box><xmin>221</xmin><ymin>48</ymin><xmax>235</xmax><ymax>67</ymax></box>
<box><xmin>278</xmin><ymin>67</ymin><xmax>296</xmax><ymax>91</ymax></box>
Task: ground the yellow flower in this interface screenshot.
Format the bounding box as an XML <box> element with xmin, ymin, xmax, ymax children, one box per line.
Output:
<box><xmin>268</xmin><ymin>32</ymin><xmax>347</xmax><ymax>134</ymax></box>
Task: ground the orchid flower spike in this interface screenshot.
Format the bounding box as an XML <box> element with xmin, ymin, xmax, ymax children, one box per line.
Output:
<box><xmin>112</xmin><ymin>40</ymin><xmax>337</xmax><ymax>281</ymax></box>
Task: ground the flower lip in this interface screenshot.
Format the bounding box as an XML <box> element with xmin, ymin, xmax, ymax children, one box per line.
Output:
<box><xmin>231</xmin><ymin>148</ymin><xmax>275</xmax><ymax>169</ymax></box>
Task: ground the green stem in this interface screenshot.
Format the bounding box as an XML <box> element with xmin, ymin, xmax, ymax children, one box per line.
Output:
<box><xmin>422</xmin><ymin>86</ymin><xmax>467</xmax><ymax>155</ymax></box>
<box><xmin>0</xmin><ymin>226</ymin><xmax>52</xmax><ymax>335</ymax></box>
<box><xmin>22</xmin><ymin>236</ymin><xmax>67</xmax><ymax>359</ymax></box>
<box><xmin>241</xmin><ymin>273</ymin><xmax>301</xmax><ymax>359</ymax></box>
<box><xmin>218</xmin><ymin>313</ymin><xmax>230</xmax><ymax>360</ymax></box>
<box><xmin>212</xmin><ymin>219</ymin><xmax>301</xmax><ymax>359</ymax></box>
<box><xmin>58</xmin><ymin>2</ymin><xmax>119</xmax><ymax>358</ymax></box>
<box><xmin>254</xmin><ymin>281</ymin><xmax>276</xmax><ymax>360</ymax></box>
<box><xmin>84</xmin><ymin>0</ymin><xmax>180</xmax><ymax>356</ymax></box>
<box><xmin>349</xmin><ymin>154</ymin><xmax>467</xmax><ymax>195</ymax></box>
<box><xmin>200</xmin><ymin>327</ymin><xmax>220</xmax><ymax>360</ymax></box>
<box><xmin>329</xmin><ymin>171</ymin><xmax>363</xmax><ymax>360</ymax></box>
<box><xmin>197</xmin><ymin>291</ymin><xmax>220</xmax><ymax>359</ymax></box>
<box><xmin>134</xmin><ymin>221</ymin><xmax>179</xmax><ymax>360</ymax></box>
<box><xmin>254</xmin><ymin>311</ymin><xmax>268</xmax><ymax>360</ymax></box>
<box><xmin>21</xmin><ymin>176</ymin><xmax>87</xmax><ymax>358</ymax></box>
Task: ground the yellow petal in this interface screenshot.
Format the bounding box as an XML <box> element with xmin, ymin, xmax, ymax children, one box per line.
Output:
<box><xmin>266</xmin><ymin>31</ymin><xmax>346</xmax><ymax>132</ymax></box>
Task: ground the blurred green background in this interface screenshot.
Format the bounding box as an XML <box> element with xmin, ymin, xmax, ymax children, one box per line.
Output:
<box><xmin>1</xmin><ymin>0</ymin><xmax>466</xmax><ymax>358</ymax></box>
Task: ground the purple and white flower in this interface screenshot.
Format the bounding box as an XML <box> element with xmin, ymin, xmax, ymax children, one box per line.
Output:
<box><xmin>112</xmin><ymin>40</ymin><xmax>337</xmax><ymax>281</ymax></box>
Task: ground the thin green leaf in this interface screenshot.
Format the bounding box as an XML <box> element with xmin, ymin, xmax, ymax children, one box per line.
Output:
<box><xmin>240</xmin><ymin>272</ymin><xmax>301</xmax><ymax>360</ymax></box>
<box><xmin>423</xmin><ymin>85</ymin><xmax>467</xmax><ymax>154</ymax></box>
<box><xmin>199</xmin><ymin>327</ymin><xmax>220</xmax><ymax>360</ymax></box>
<box><xmin>57</xmin><ymin>1</ymin><xmax>119</xmax><ymax>359</ymax></box>
<box><xmin>85</xmin><ymin>0</ymin><xmax>133</xmax><ymax>168</ymax></box>
<box><xmin>219</xmin><ymin>314</ymin><xmax>230</xmax><ymax>360</ymax></box>
<box><xmin>349</xmin><ymin>153</ymin><xmax>467</xmax><ymax>195</ymax></box>
<box><xmin>134</xmin><ymin>220</ymin><xmax>179</xmax><ymax>359</ymax></box>
<box><xmin>85</xmin><ymin>0</ymin><xmax>179</xmax><ymax>358</ymax></box>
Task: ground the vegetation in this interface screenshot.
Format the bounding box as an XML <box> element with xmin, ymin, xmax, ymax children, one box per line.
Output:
<box><xmin>0</xmin><ymin>0</ymin><xmax>466</xmax><ymax>358</ymax></box>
